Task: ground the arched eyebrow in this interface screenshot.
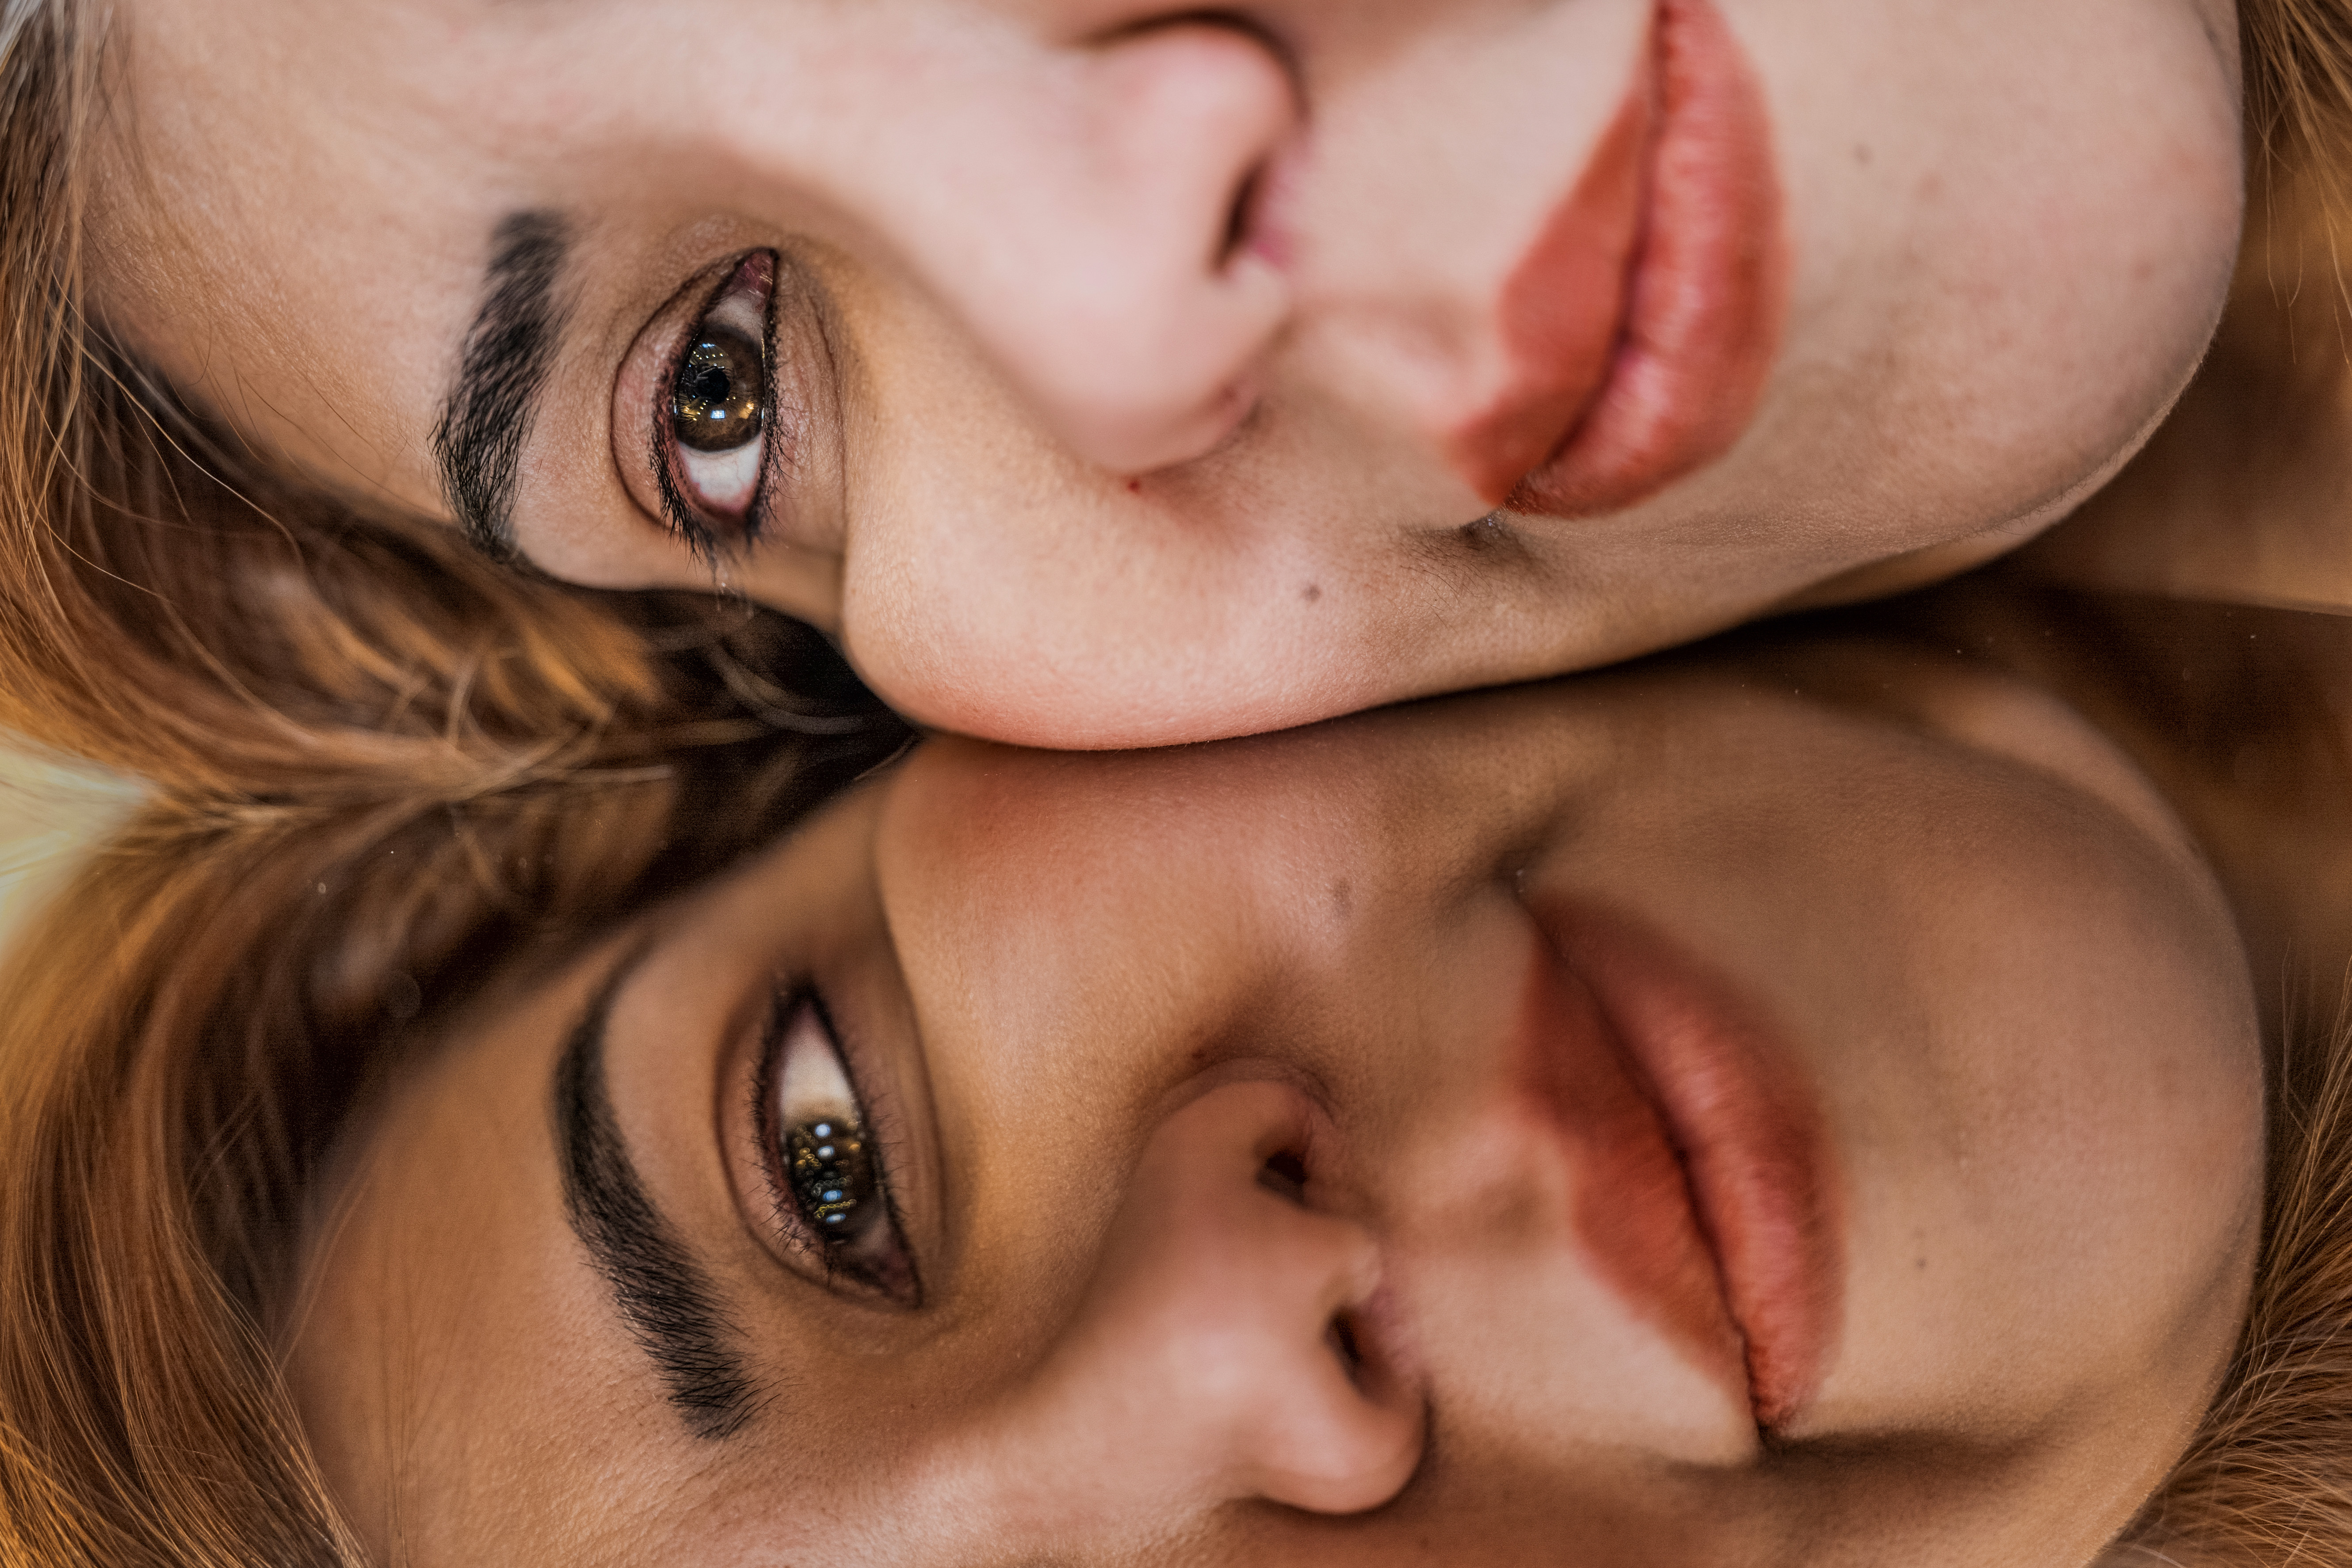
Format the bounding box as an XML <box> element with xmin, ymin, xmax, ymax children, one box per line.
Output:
<box><xmin>553</xmin><ymin>945</ymin><xmax>760</xmax><ymax>1440</ymax></box>
<box><xmin>432</xmin><ymin>210</ymin><xmax>571</xmax><ymax>562</ymax></box>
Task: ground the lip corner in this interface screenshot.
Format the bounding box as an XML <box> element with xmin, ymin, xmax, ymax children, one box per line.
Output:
<box><xmin>1524</xmin><ymin>893</ymin><xmax>1844</xmax><ymax>1431</ymax></box>
<box><xmin>1503</xmin><ymin>0</ymin><xmax>1789</xmax><ymax>523</ymax></box>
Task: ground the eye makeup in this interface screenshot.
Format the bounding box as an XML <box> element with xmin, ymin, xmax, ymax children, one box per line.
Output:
<box><xmin>750</xmin><ymin>986</ymin><xmax>921</xmax><ymax>1307</ymax></box>
<box><xmin>656</xmin><ymin>252</ymin><xmax>778</xmax><ymax>552</ymax></box>
<box><xmin>618</xmin><ymin>243</ymin><xmax>844</xmax><ymax>565</ymax></box>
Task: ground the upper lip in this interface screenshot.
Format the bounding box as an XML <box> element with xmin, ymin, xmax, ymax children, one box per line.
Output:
<box><xmin>1445</xmin><ymin>0</ymin><xmax>1787</xmax><ymax>518</ymax></box>
<box><xmin>1523</xmin><ymin>895</ymin><xmax>1843</xmax><ymax>1429</ymax></box>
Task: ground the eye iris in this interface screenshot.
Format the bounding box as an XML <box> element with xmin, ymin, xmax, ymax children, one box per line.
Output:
<box><xmin>670</xmin><ymin>328</ymin><xmax>763</xmax><ymax>453</ymax></box>
<box><xmin>786</xmin><ymin>1116</ymin><xmax>875</xmax><ymax>1235</ymax></box>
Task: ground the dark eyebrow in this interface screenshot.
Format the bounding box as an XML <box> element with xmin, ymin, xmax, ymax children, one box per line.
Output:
<box><xmin>554</xmin><ymin>947</ymin><xmax>760</xmax><ymax>1440</ymax></box>
<box><xmin>432</xmin><ymin>210</ymin><xmax>570</xmax><ymax>562</ymax></box>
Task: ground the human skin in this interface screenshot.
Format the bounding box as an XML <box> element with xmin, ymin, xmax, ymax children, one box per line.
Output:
<box><xmin>286</xmin><ymin>641</ymin><xmax>2262</xmax><ymax>1565</ymax></box>
<box><xmin>93</xmin><ymin>0</ymin><xmax>2241</xmax><ymax>747</ymax></box>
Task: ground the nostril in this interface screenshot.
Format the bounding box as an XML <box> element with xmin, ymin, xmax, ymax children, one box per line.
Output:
<box><xmin>1325</xmin><ymin>1311</ymin><xmax>1365</xmax><ymax>1385</ymax></box>
<box><xmin>1258</xmin><ymin>1147</ymin><xmax>1309</xmax><ymax>1203</ymax></box>
<box><xmin>1221</xmin><ymin>163</ymin><xmax>1265</xmax><ymax>264</ymax></box>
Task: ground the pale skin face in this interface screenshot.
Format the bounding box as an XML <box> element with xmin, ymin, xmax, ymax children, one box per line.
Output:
<box><xmin>95</xmin><ymin>0</ymin><xmax>2242</xmax><ymax>746</ymax></box>
<box><xmin>287</xmin><ymin>640</ymin><xmax>2263</xmax><ymax>1565</ymax></box>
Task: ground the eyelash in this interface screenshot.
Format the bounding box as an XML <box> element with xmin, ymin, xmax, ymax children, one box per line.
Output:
<box><xmin>749</xmin><ymin>984</ymin><xmax>920</xmax><ymax>1306</ymax></box>
<box><xmin>653</xmin><ymin>251</ymin><xmax>782</xmax><ymax>560</ymax></box>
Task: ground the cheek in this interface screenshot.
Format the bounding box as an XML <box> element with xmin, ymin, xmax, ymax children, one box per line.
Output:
<box><xmin>1801</xmin><ymin>824</ymin><xmax>2261</xmax><ymax>1444</ymax></box>
<box><xmin>1752</xmin><ymin>0</ymin><xmax>2242</xmax><ymax>513</ymax></box>
<box><xmin>838</xmin><ymin>473</ymin><xmax>1392</xmax><ymax>748</ymax></box>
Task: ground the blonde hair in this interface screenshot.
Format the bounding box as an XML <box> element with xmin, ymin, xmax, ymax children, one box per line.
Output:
<box><xmin>1941</xmin><ymin>589</ymin><xmax>2352</xmax><ymax>1565</ymax></box>
<box><xmin>2131</xmin><ymin>1007</ymin><xmax>2352</xmax><ymax>1564</ymax></box>
<box><xmin>0</xmin><ymin>4</ymin><xmax>913</xmax><ymax>1560</ymax></box>
<box><xmin>0</xmin><ymin>628</ymin><xmax>906</xmax><ymax>1564</ymax></box>
<box><xmin>4</xmin><ymin>0</ymin><xmax>2352</xmax><ymax>1561</ymax></box>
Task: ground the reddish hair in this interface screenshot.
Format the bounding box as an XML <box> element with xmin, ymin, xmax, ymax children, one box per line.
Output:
<box><xmin>1</xmin><ymin>0</ymin><xmax>2351</xmax><ymax>1561</ymax></box>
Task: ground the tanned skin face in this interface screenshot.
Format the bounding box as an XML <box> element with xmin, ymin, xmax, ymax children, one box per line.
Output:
<box><xmin>289</xmin><ymin>637</ymin><xmax>2260</xmax><ymax>1564</ymax></box>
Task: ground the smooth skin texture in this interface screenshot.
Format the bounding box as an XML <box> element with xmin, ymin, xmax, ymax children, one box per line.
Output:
<box><xmin>94</xmin><ymin>0</ymin><xmax>2242</xmax><ymax>746</ymax></box>
<box><xmin>286</xmin><ymin>641</ymin><xmax>2262</xmax><ymax>1565</ymax></box>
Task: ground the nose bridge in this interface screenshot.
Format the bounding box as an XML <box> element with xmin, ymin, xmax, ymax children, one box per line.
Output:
<box><xmin>983</xmin><ymin>1082</ymin><xmax>1424</xmax><ymax>1534</ymax></box>
<box><xmin>839</xmin><ymin>21</ymin><xmax>1298</xmax><ymax>475</ymax></box>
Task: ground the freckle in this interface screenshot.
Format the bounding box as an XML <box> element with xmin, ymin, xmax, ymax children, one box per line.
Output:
<box><xmin>1329</xmin><ymin>878</ymin><xmax>1352</xmax><ymax>916</ymax></box>
<box><xmin>1915</xmin><ymin>1257</ymin><xmax>1928</xmax><ymax>1270</ymax></box>
<box><xmin>1302</xmin><ymin>583</ymin><xmax>1322</xmax><ymax>603</ymax></box>
<box><xmin>1854</xmin><ymin>142</ymin><xmax>1871</xmax><ymax>166</ymax></box>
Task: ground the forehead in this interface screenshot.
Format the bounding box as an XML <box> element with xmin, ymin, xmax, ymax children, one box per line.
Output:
<box><xmin>96</xmin><ymin>0</ymin><xmax>854</xmax><ymax>513</ymax></box>
<box><xmin>98</xmin><ymin>0</ymin><xmax>489</xmax><ymax>514</ymax></box>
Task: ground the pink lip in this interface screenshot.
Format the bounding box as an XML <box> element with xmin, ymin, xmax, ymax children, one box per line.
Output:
<box><xmin>1518</xmin><ymin>897</ymin><xmax>1841</xmax><ymax>1428</ymax></box>
<box><xmin>1446</xmin><ymin>0</ymin><xmax>1787</xmax><ymax>516</ymax></box>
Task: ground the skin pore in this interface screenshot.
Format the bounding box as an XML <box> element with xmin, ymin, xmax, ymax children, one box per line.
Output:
<box><xmin>93</xmin><ymin>0</ymin><xmax>2242</xmax><ymax>747</ymax></box>
<box><xmin>286</xmin><ymin>639</ymin><xmax>2262</xmax><ymax>1566</ymax></box>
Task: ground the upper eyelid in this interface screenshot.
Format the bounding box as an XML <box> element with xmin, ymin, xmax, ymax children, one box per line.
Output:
<box><xmin>634</xmin><ymin>256</ymin><xmax>742</xmax><ymax>399</ymax></box>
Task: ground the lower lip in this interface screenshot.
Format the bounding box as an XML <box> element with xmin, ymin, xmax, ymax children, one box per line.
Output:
<box><xmin>1449</xmin><ymin>0</ymin><xmax>1787</xmax><ymax>518</ymax></box>
<box><xmin>1520</xmin><ymin>898</ymin><xmax>1841</xmax><ymax>1429</ymax></box>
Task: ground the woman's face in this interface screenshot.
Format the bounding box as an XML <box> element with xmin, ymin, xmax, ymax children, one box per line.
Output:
<box><xmin>290</xmin><ymin>641</ymin><xmax>2262</xmax><ymax>1565</ymax></box>
<box><xmin>98</xmin><ymin>0</ymin><xmax>2240</xmax><ymax>745</ymax></box>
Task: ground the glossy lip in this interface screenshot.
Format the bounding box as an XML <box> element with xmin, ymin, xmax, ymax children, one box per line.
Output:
<box><xmin>1446</xmin><ymin>0</ymin><xmax>1787</xmax><ymax>518</ymax></box>
<box><xmin>1522</xmin><ymin>896</ymin><xmax>1842</xmax><ymax>1429</ymax></box>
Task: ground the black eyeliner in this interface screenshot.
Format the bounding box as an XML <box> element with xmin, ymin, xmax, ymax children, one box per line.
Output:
<box><xmin>751</xmin><ymin>981</ymin><xmax>923</xmax><ymax>1307</ymax></box>
<box><xmin>652</xmin><ymin>423</ymin><xmax>721</xmax><ymax>563</ymax></box>
<box><xmin>747</xmin><ymin>985</ymin><xmax>792</xmax><ymax>1241</ymax></box>
<box><xmin>653</xmin><ymin>250</ymin><xmax>783</xmax><ymax>560</ymax></box>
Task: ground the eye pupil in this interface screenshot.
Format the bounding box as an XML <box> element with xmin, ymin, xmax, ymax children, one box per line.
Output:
<box><xmin>787</xmin><ymin>1115</ymin><xmax>877</xmax><ymax>1238</ymax></box>
<box><xmin>670</xmin><ymin>328</ymin><xmax>764</xmax><ymax>453</ymax></box>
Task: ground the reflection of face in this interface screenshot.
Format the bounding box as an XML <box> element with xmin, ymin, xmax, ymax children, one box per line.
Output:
<box><xmin>99</xmin><ymin>0</ymin><xmax>2241</xmax><ymax>745</ymax></box>
<box><xmin>291</xmin><ymin>641</ymin><xmax>2260</xmax><ymax>1564</ymax></box>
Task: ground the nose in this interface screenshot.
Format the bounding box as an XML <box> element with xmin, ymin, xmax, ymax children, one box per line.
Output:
<box><xmin>991</xmin><ymin>1081</ymin><xmax>1424</xmax><ymax>1527</ymax></box>
<box><xmin>867</xmin><ymin>21</ymin><xmax>1297</xmax><ymax>474</ymax></box>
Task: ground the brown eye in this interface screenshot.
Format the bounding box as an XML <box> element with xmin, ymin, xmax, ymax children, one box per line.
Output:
<box><xmin>671</xmin><ymin>327</ymin><xmax>764</xmax><ymax>453</ymax></box>
<box><xmin>638</xmin><ymin>250</ymin><xmax>782</xmax><ymax>546</ymax></box>
<box><xmin>764</xmin><ymin>992</ymin><xmax>918</xmax><ymax>1303</ymax></box>
<box><xmin>787</xmin><ymin>1114</ymin><xmax>880</xmax><ymax>1238</ymax></box>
